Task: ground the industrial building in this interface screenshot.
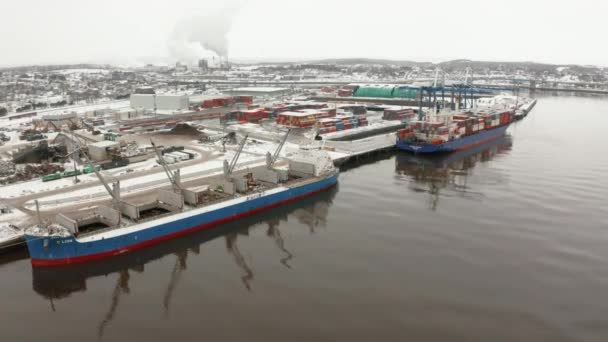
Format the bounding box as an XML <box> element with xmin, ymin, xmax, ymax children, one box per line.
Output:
<box><xmin>224</xmin><ymin>87</ymin><xmax>290</xmax><ymax>97</ymax></box>
<box><xmin>40</xmin><ymin>111</ymin><xmax>78</xmax><ymax>127</ymax></box>
<box><xmin>130</xmin><ymin>94</ymin><xmax>189</xmax><ymax>111</ymax></box>
<box><xmin>88</xmin><ymin>140</ymin><xmax>120</xmax><ymax>161</ymax></box>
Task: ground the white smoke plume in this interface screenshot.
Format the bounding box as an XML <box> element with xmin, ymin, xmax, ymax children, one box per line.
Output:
<box><xmin>168</xmin><ymin>5</ymin><xmax>241</xmax><ymax>65</ymax></box>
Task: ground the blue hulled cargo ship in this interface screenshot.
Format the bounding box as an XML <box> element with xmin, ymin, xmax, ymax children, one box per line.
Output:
<box><xmin>396</xmin><ymin>125</ymin><xmax>509</xmax><ymax>153</ymax></box>
<box><xmin>396</xmin><ymin>109</ymin><xmax>515</xmax><ymax>154</ymax></box>
<box><xmin>25</xmin><ymin>146</ymin><xmax>338</xmax><ymax>267</ymax></box>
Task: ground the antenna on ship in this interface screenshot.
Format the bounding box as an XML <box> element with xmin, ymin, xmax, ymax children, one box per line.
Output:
<box><xmin>433</xmin><ymin>68</ymin><xmax>440</xmax><ymax>116</ymax></box>
<box><xmin>34</xmin><ymin>200</ymin><xmax>42</xmax><ymax>226</ymax></box>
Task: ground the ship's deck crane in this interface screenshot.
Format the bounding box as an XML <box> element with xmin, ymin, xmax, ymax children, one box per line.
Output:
<box><xmin>218</xmin><ymin>131</ymin><xmax>237</xmax><ymax>152</ymax></box>
<box><xmin>223</xmin><ymin>134</ymin><xmax>248</xmax><ymax>179</ymax></box>
<box><xmin>57</xmin><ymin>143</ymin><xmax>121</xmax><ymax>211</ymax></box>
<box><xmin>80</xmin><ymin>149</ymin><xmax>122</xmax><ymax>210</ymax></box>
<box><xmin>266</xmin><ymin>129</ymin><xmax>290</xmax><ymax>168</ymax></box>
<box><xmin>151</xmin><ymin>140</ymin><xmax>182</xmax><ymax>193</ymax></box>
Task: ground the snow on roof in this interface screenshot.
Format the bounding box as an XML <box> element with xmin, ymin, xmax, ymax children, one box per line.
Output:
<box><xmin>295</xmin><ymin>108</ymin><xmax>323</xmax><ymax>114</ymax></box>
<box><xmin>189</xmin><ymin>94</ymin><xmax>230</xmax><ymax>102</ymax></box>
<box><xmin>318</xmin><ymin>118</ymin><xmax>338</xmax><ymax>123</ymax></box>
<box><xmin>229</xmin><ymin>87</ymin><xmax>289</xmax><ymax>93</ymax></box>
<box><xmin>278</xmin><ymin>111</ymin><xmax>311</xmax><ymax>117</ymax></box>
<box><xmin>89</xmin><ymin>140</ymin><xmax>119</xmax><ymax>148</ymax></box>
<box><xmin>278</xmin><ymin>110</ymin><xmax>324</xmax><ymax>117</ymax></box>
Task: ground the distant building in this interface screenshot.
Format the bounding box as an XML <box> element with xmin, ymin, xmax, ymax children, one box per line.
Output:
<box><xmin>88</xmin><ymin>140</ymin><xmax>120</xmax><ymax>161</ymax></box>
<box><xmin>134</xmin><ymin>87</ymin><xmax>155</xmax><ymax>95</ymax></box>
<box><xmin>224</xmin><ymin>87</ymin><xmax>290</xmax><ymax>97</ymax></box>
<box><xmin>40</xmin><ymin>111</ymin><xmax>78</xmax><ymax>127</ymax></box>
<box><xmin>111</xmin><ymin>71</ymin><xmax>135</xmax><ymax>81</ymax></box>
<box><xmin>198</xmin><ymin>59</ymin><xmax>209</xmax><ymax>71</ymax></box>
<box><xmin>175</xmin><ymin>62</ymin><xmax>188</xmax><ymax>73</ymax></box>
<box><xmin>130</xmin><ymin>94</ymin><xmax>189</xmax><ymax>111</ymax></box>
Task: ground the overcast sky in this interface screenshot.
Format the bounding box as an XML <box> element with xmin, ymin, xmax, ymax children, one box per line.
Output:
<box><xmin>1</xmin><ymin>0</ymin><xmax>606</xmax><ymax>67</ymax></box>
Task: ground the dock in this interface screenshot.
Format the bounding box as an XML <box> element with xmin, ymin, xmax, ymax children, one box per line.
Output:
<box><xmin>326</xmin><ymin>133</ymin><xmax>396</xmax><ymax>165</ymax></box>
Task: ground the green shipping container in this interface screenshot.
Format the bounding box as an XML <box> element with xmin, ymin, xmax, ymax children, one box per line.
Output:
<box><xmin>63</xmin><ymin>170</ymin><xmax>82</xmax><ymax>177</ymax></box>
<box><xmin>354</xmin><ymin>86</ymin><xmax>419</xmax><ymax>99</ymax></box>
<box><xmin>42</xmin><ymin>173</ymin><xmax>62</xmax><ymax>182</ymax></box>
<box><xmin>392</xmin><ymin>87</ymin><xmax>419</xmax><ymax>99</ymax></box>
<box><xmin>353</xmin><ymin>86</ymin><xmax>395</xmax><ymax>98</ymax></box>
<box><xmin>83</xmin><ymin>166</ymin><xmax>101</xmax><ymax>174</ymax></box>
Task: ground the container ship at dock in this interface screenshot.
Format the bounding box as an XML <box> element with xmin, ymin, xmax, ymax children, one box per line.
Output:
<box><xmin>24</xmin><ymin>140</ymin><xmax>338</xmax><ymax>267</ymax></box>
<box><xmin>396</xmin><ymin>108</ymin><xmax>515</xmax><ymax>154</ymax></box>
<box><xmin>396</xmin><ymin>92</ymin><xmax>537</xmax><ymax>154</ymax></box>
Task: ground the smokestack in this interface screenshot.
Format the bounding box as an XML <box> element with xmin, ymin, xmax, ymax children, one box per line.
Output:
<box><xmin>168</xmin><ymin>5</ymin><xmax>241</xmax><ymax>65</ymax></box>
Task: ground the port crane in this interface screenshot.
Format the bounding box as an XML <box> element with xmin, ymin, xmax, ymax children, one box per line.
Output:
<box><xmin>50</xmin><ymin>142</ymin><xmax>121</xmax><ymax>212</ymax></box>
<box><xmin>266</xmin><ymin>129</ymin><xmax>290</xmax><ymax>168</ymax></box>
<box><xmin>150</xmin><ymin>140</ymin><xmax>182</xmax><ymax>193</ymax></box>
<box><xmin>80</xmin><ymin>149</ymin><xmax>122</xmax><ymax>211</ymax></box>
<box><xmin>223</xmin><ymin>134</ymin><xmax>248</xmax><ymax>179</ymax></box>
<box><xmin>220</xmin><ymin>131</ymin><xmax>237</xmax><ymax>152</ymax></box>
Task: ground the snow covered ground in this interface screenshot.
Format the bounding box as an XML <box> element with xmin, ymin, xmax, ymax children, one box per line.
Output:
<box><xmin>1</xmin><ymin>174</ymin><xmax>99</xmax><ymax>198</ymax></box>
<box><xmin>0</xmin><ymin>209</ymin><xmax>28</xmax><ymax>225</ymax></box>
<box><xmin>324</xmin><ymin>133</ymin><xmax>395</xmax><ymax>154</ymax></box>
<box><xmin>0</xmin><ymin>225</ymin><xmax>22</xmax><ymax>242</ymax></box>
<box><xmin>0</xmin><ymin>100</ymin><xmax>129</xmax><ymax>129</ymax></box>
<box><xmin>226</xmin><ymin>122</ymin><xmax>287</xmax><ymax>142</ymax></box>
<box><xmin>0</xmin><ymin>149</ymin><xmax>203</xmax><ymax>198</ymax></box>
<box><xmin>319</xmin><ymin>120</ymin><xmax>403</xmax><ymax>141</ymax></box>
<box><xmin>25</xmin><ymin>151</ymin><xmax>265</xmax><ymax>210</ymax></box>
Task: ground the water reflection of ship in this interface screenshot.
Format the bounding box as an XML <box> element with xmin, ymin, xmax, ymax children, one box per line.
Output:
<box><xmin>31</xmin><ymin>187</ymin><xmax>336</xmax><ymax>336</ymax></box>
<box><xmin>395</xmin><ymin>135</ymin><xmax>513</xmax><ymax>210</ymax></box>
<box><xmin>0</xmin><ymin>248</ymin><xmax>29</xmax><ymax>268</ymax></box>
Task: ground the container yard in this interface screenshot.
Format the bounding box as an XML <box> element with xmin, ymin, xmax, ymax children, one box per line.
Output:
<box><xmin>0</xmin><ymin>85</ymin><xmax>538</xmax><ymax>249</ymax></box>
<box><xmin>0</xmin><ymin>62</ymin><xmax>544</xmax><ymax>342</ymax></box>
<box><xmin>6</xmin><ymin>1</ymin><xmax>608</xmax><ymax>341</ymax></box>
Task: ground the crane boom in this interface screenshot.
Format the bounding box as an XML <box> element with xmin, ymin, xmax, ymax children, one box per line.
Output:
<box><xmin>150</xmin><ymin>140</ymin><xmax>182</xmax><ymax>192</ymax></box>
<box><xmin>225</xmin><ymin>134</ymin><xmax>248</xmax><ymax>177</ymax></box>
<box><xmin>269</xmin><ymin>129</ymin><xmax>290</xmax><ymax>167</ymax></box>
<box><xmin>80</xmin><ymin>149</ymin><xmax>121</xmax><ymax>208</ymax></box>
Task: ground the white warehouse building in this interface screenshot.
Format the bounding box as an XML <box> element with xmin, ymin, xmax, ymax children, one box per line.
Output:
<box><xmin>130</xmin><ymin>94</ymin><xmax>189</xmax><ymax>111</ymax></box>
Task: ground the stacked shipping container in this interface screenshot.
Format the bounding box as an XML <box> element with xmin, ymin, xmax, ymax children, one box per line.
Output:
<box><xmin>276</xmin><ymin>107</ymin><xmax>336</xmax><ymax>128</ymax></box>
<box><xmin>220</xmin><ymin>109</ymin><xmax>270</xmax><ymax>124</ymax></box>
<box><xmin>383</xmin><ymin>108</ymin><xmax>418</xmax><ymax>121</ymax></box>
<box><xmin>191</xmin><ymin>95</ymin><xmax>253</xmax><ymax>110</ymax></box>
<box><xmin>317</xmin><ymin>115</ymin><xmax>369</xmax><ymax>135</ymax></box>
<box><xmin>399</xmin><ymin>110</ymin><xmax>515</xmax><ymax>145</ymax></box>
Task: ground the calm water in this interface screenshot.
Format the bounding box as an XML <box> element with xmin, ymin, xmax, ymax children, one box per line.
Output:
<box><xmin>2</xmin><ymin>94</ymin><xmax>608</xmax><ymax>342</ymax></box>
